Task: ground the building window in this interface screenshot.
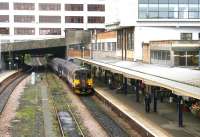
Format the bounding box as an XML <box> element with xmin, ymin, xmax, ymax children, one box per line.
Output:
<box><xmin>14</xmin><ymin>15</ymin><xmax>35</xmax><ymax>23</ymax></box>
<box><xmin>65</xmin><ymin>16</ymin><xmax>83</xmax><ymax>23</ymax></box>
<box><xmin>0</xmin><ymin>3</ymin><xmax>9</xmax><ymax>10</ymax></box>
<box><xmin>87</xmin><ymin>4</ymin><xmax>105</xmax><ymax>11</ymax></box>
<box><xmin>39</xmin><ymin>3</ymin><xmax>61</xmax><ymax>11</ymax></box>
<box><xmin>0</xmin><ymin>15</ymin><xmax>9</xmax><ymax>22</ymax></box>
<box><xmin>14</xmin><ymin>28</ymin><xmax>35</xmax><ymax>35</ymax></box>
<box><xmin>138</xmin><ymin>0</ymin><xmax>200</xmax><ymax>19</ymax></box>
<box><xmin>180</xmin><ymin>33</ymin><xmax>192</xmax><ymax>40</ymax></box>
<box><xmin>127</xmin><ymin>31</ymin><xmax>134</xmax><ymax>50</ymax></box>
<box><xmin>117</xmin><ymin>31</ymin><xmax>122</xmax><ymax>50</ymax></box>
<box><xmin>39</xmin><ymin>28</ymin><xmax>61</xmax><ymax>35</ymax></box>
<box><xmin>174</xmin><ymin>51</ymin><xmax>199</xmax><ymax>66</ymax></box>
<box><xmin>0</xmin><ymin>27</ymin><xmax>9</xmax><ymax>35</ymax></box>
<box><xmin>102</xmin><ymin>43</ymin><xmax>105</xmax><ymax>51</ymax></box>
<box><xmin>88</xmin><ymin>16</ymin><xmax>105</xmax><ymax>23</ymax></box>
<box><xmin>14</xmin><ymin>3</ymin><xmax>34</xmax><ymax>10</ymax></box>
<box><xmin>107</xmin><ymin>42</ymin><xmax>112</xmax><ymax>51</ymax></box>
<box><xmin>151</xmin><ymin>50</ymin><xmax>170</xmax><ymax>60</ymax></box>
<box><xmin>112</xmin><ymin>42</ymin><xmax>116</xmax><ymax>51</ymax></box>
<box><xmin>39</xmin><ymin>16</ymin><xmax>61</xmax><ymax>23</ymax></box>
<box><xmin>65</xmin><ymin>4</ymin><xmax>83</xmax><ymax>11</ymax></box>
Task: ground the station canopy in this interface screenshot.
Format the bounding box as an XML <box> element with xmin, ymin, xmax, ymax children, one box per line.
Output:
<box><xmin>77</xmin><ymin>58</ymin><xmax>200</xmax><ymax>100</ymax></box>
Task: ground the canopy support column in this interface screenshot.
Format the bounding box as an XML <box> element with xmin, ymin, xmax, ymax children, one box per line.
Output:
<box><xmin>136</xmin><ymin>80</ymin><xmax>140</xmax><ymax>102</ymax></box>
<box><xmin>177</xmin><ymin>96</ymin><xmax>183</xmax><ymax>127</ymax></box>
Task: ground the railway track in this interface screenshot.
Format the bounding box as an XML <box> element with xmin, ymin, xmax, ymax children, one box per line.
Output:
<box><xmin>47</xmin><ymin>72</ymin><xmax>137</xmax><ymax>137</ymax></box>
<box><xmin>46</xmin><ymin>73</ymin><xmax>85</xmax><ymax>137</ymax></box>
<box><xmin>80</xmin><ymin>96</ymin><xmax>129</xmax><ymax>137</ymax></box>
<box><xmin>0</xmin><ymin>68</ymin><xmax>32</xmax><ymax>114</ymax></box>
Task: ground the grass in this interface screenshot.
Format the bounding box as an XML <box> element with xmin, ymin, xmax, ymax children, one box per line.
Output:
<box><xmin>11</xmin><ymin>84</ymin><xmax>45</xmax><ymax>137</ymax></box>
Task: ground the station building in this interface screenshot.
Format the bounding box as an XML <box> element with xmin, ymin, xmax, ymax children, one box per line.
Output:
<box><xmin>105</xmin><ymin>0</ymin><xmax>200</xmax><ymax>66</ymax></box>
<box><xmin>91</xmin><ymin>31</ymin><xmax>118</xmax><ymax>59</ymax></box>
<box><xmin>0</xmin><ymin>0</ymin><xmax>105</xmax><ymax>43</ymax></box>
<box><xmin>143</xmin><ymin>40</ymin><xmax>200</xmax><ymax>67</ymax></box>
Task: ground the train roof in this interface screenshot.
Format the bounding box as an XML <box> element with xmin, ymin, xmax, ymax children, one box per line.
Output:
<box><xmin>52</xmin><ymin>58</ymin><xmax>88</xmax><ymax>73</ymax></box>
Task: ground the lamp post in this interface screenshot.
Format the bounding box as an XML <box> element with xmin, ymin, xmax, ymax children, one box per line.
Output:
<box><xmin>0</xmin><ymin>39</ymin><xmax>1</xmax><ymax>71</ymax></box>
<box><xmin>82</xmin><ymin>46</ymin><xmax>85</xmax><ymax>58</ymax></box>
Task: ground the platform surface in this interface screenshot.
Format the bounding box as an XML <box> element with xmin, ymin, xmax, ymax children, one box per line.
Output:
<box><xmin>0</xmin><ymin>71</ymin><xmax>17</xmax><ymax>83</ymax></box>
<box><xmin>95</xmin><ymin>84</ymin><xmax>200</xmax><ymax>137</ymax></box>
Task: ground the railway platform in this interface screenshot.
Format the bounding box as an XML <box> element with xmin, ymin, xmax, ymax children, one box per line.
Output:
<box><xmin>95</xmin><ymin>84</ymin><xmax>200</xmax><ymax>137</ymax></box>
<box><xmin>0</xmin><ymin>71</ymin><xmax>17</xmax><ymax>83</ymax></box>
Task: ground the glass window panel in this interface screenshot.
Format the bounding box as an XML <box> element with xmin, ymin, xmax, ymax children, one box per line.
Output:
<box><xmin>187</xmin><ymin>51</ymin><xmax>199</xmax><ymax>66</ymax></box>
<box><xmin>87</xmin><ymin>4</ymin><xmax>105</xmax><ymax>11</ymax></box>
<box><xmin>189</xmin><ymin>4</ymin><xmax>199</xmax><ymax>11</ymax></box>
<box><xmin>139</xmin><ymin>4</ymin><xmax>148</xmax><ymax>12</ymax></box>
<box><xmin>149</xmin><ymin>4</ymin><xmax>159</xmax><ymax>11</ymax></box>
<box><xmin>39</xmin><ymin>28</ymin><xmax>61</xmax><ymax>35</ymax></box>
<box><xmin>180</xmin><ymin>33</ymin><xmax>192</xmax><ymax>40</ymax></box>
<box><xmin>174</xmin><ymin>51</ymin><xmax>186</xmax><ymax>66</ymax></box>
<box><xmin>159</xmin><ymin>4</ymin><xmax>168</xmax><ymax>11</ymax></box>
<box><xmin>169</xmin><ymin>4</ymin><xmax>179</xmax><ymax>11</ymax></box>
<box><xmin>189</xmin><ymin>0</ymin><xmax>199</xmax><ymax>4</ymax></box>
<box><xmin>179</xmin><ymin>4</ymin><xmax>189</xmax><ymax>12</ymax></box>
<box><xmin>0</xmin><ymin>27</ymin><xmax>9</xmax><ymax>35</ymax></box>
<box><xmin>0</xmin><ymin>15</ymin><xmax>9</xmax><ymax>22</ymax></box>
<box><xmin>189</xmin><ymin>12</ymin><xmax>199</xmax><ymax>18</ymax></box>
<box><xmin>179</xmin><ymin>0</ymin><xmax>189</xmax><ymax>4</ymax></box>
<box><xmin>65</xmin><ymin>4</ymin><xmax>83</xmax><ymax>11</ymax></box>
<box><xmin>179</xmin><ymin>11</ymin><xmax>188</xmax><ymax>18</ymax></box>
<box><xmin>149</xmin><ymin>0</ymin><xmax>158</xmax><ymax>4</ymax></box>
<box><xmin>149</xmin><ymin>12</ymin><xmax>159</xmax><ymax>18</ymax></box>
<box><xmin>139</xmin><ymin>11</ymin><xmax>148</xmax><ymax>19</ymax></box>
<box><xmin>139</xmin><ymin>0</ymin><xmax>148</xmax><ymax>4</ymax></box>
<box><xmin>169</xmin><ymin>11</ymin><xmax>178</xmax><ymax>18</ymax></box>
<box><xmin>159</xmin><ymin>0</ymin><xmax>169</xmax><ymax>4</ymax></box>
<box><xmin>167</xmin><ymin>51</ymin><xmax>170</xmax><ymax>60</ymax></box>
<box><xmin>159</xmin><ymin>12</ymin><xmax>168</xmax><ymax>18</ymax></box>
<box><xmin>0</xmin><ymin>3</ymin><xmax>9</xmax><ymax>10</ymax></box>
<box><xmin>162</xmin><ymin>51</ymin><xmax>166</xmax><ymax>60</ymax></box>
<box><xmin>169</xmin><ymin>0</ymin><xmax>179</xmax><ymax>4</ymax></box>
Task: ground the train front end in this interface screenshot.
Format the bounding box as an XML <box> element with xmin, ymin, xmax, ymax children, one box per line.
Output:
<box><xmin>73</xmin><ymin>69</ymin><xmax>94</xmax><ymax>95</ymax></box>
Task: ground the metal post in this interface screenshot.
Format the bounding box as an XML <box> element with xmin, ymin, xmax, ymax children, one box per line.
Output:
<box><xmin>64</xmin><ymin>29</ymin><xmax>68</xmax><ymax>59</ymax></box>
<box><xmin>0</xmin><ymin>39</ymin><xmax>1</xmax><ymax>71</ymax></box>
<box><xmin>153</xmin><ymin>88</ymin><xmax>157</xmax><ymax>112</ymax></box>
<box><xmin>136</xmin><ymin>80</ymin><xmax>140</xmax><ymax>102</ymax></box>
<box><xmin>199</xmin><ymin>50</ymin><xmax>200</xmax><ymax>68</ymax></box>
<box><xmin>177</xmin><ymin>96</ymin><xmax>183</xmax><ymax>127</ymax></box>
<box><xmin>124</xmin><ymin>77</ymin><xmax>128</xmax><ymax>95</ymax></box>
<box><xmin>104</xmin><ymin>70</ymin><xmax>107</xmax><ymax>84</ymax></box>
<box><xmin>82</xmin><ymin>46</ymin><xmax>85</xmax><ymax>58</ymax></box>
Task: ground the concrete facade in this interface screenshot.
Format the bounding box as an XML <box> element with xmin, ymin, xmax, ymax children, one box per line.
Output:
<box><xmin>0</xmin><ymin>0</ymin><xmax>105</xmax><ymax>43</ymax></box>
<box><xmin>105</xmin><ymin>0</ymin><xmax>200</xmax><ymax>61</ymax></box>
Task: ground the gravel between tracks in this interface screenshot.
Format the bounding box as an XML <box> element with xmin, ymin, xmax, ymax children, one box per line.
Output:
<box><xmin>81</xmin><ymin>96</ymin><xmax>130</xmax><ymax>137</ymax></box>
<box><xmin>0</xmin><ymin>76</ymin><xmax>30</xmax><ymax>137</ymax></box>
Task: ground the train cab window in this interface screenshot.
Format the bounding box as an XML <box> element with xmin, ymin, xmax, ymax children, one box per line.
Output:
<box><xmin>87</xmin><ymin>72</ymin><xmax>91</xmax><ymax>79</ymax></box>
<box><xmin>75</xmin><ymin>73</ymin><xmax>79</xmax><ymax>79</ymax></box>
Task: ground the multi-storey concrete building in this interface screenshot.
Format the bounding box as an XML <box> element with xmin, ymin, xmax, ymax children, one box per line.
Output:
<box><xmin>106</xmin><ymin>0</ymin><xmax>200</xmax><ymax>65</ymax></box>
<box><xmin>0</xmin><ymin>0</ymin><xmax>105</xmax><ymax>43</ymax></box>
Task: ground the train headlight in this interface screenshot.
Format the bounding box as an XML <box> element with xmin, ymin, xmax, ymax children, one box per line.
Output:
<box><xmin>87</xmin><ymin>79</ymin><xmax>93</xmax><ymax>86</ymax></box>
<box><xmin>73</xmin><ymin>79</ymin><xmax>80</xmax><ymax>86</ymax></box>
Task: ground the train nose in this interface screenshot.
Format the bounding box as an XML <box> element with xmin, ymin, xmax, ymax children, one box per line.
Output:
<box><xmin>81</xmin><ymin>79</ymin><xmax>86</xmax><ymax>88</ymax></box>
